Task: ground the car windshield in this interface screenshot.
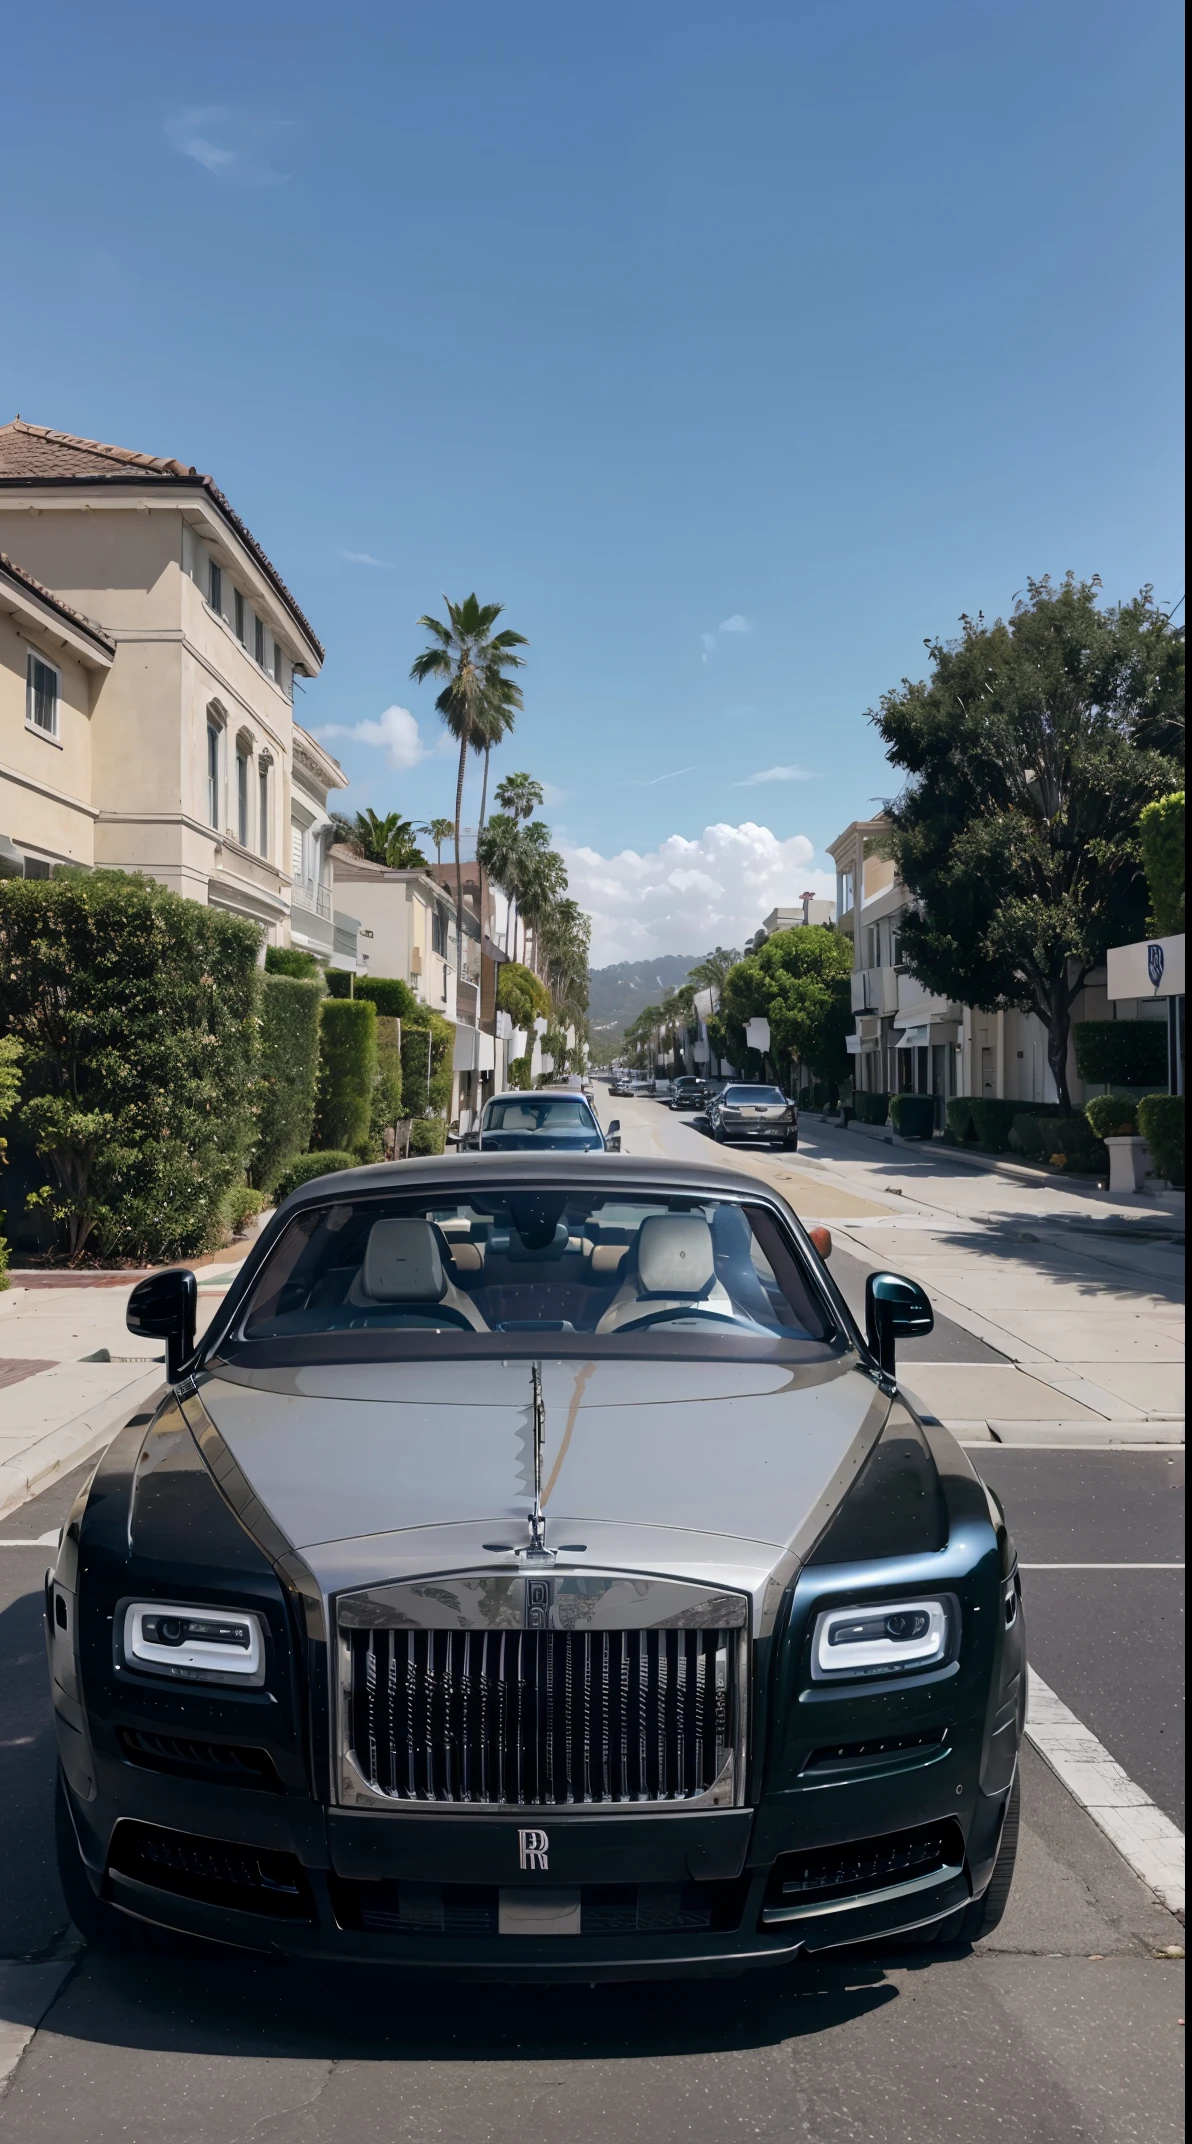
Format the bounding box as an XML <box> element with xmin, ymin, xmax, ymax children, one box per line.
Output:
<box><xmin>229</xmin><ymin>1187</ymin><xmax>840</xmax><ymax>1362</ymax></box>
<box><xmin>723</xmin><ymin>1086</ymin><xmax>787</xmax><ymax>1105</ymax></box>
<box><xmin>483</xmin><ymin>1099</ymin><xmax>596</xmax><ymax>1133</ymax></box>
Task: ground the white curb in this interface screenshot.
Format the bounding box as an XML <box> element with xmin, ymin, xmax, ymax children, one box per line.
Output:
<box><xmin>1026</xmin><ymin>1667</ymin><xmax>1185</xmax><ymax>1915</ymax></box>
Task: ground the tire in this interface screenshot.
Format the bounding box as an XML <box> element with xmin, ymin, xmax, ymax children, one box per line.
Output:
<box><xmin>55</xmin><ymin>1770</ymin><xmax>206</xmax><ymax>1956</ymax></box>
<box><xmin>929</xmin><ymin>1774</ymin><xmax>1021</xmax><ymax>1946</ymax></box>
<box><xmin>713</xmin><ymin>1121</ymin><xmax>726</xmax><ymax>1144</ymax></box>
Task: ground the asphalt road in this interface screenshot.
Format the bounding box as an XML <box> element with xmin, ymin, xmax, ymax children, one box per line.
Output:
<box><xmin>1</xmin><ymin>1437</ymin><xmax>1184</xmax><ymax>2139</ymax></box>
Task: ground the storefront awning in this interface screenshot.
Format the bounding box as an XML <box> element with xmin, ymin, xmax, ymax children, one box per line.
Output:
<box><xmin>893</xmin><ymin>1024</ymin><xmax>930</xmax><ymax>1049</ymax></box>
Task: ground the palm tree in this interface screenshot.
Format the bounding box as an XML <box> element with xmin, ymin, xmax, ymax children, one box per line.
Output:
<box><xmin>475</xmin><ymin>686</ymin><xmax>521</xmax><ymax>838</ymax></box>
<box><xmin>494</xmin><ymin>772</ymin><xmax>544</xmax><ymax>825</ymax></box>
<box><xmin>330</xmin><ymin>809</ymin><xmax>427</xmax><ymax>868</ymax></box>
<box><xmin>476</xmin><ymin>811</ymin><xmax>522</xmax><ymax>956</ymax></box>
<box><xmin>410</xmin><ymin>595</ymin><xmax>527</xmax><ymax>943</ymax></box>
<box><xmin>422</xmin><ymin>817</ymin><xmax>456</xmax><ymax>867</ymax></box>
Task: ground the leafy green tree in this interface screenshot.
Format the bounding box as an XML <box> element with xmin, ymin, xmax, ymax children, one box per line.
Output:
<box><xmin>493</xmin><ymin>772</ymin><xmax>544</xmax><ymax>824</ymax></box>
<box><xmin>871</xmin><ymin>576</ymin><xmax>1184</xmax><ymax>1110</ymax></box>
<box><xmin>714</xmin><ymin>929</ymin><xmax>853</xmax><ymax>1091</ymax></box>
<box><xmin>496</xmin><ymin>961</ymin><xmax>553</xmax><ymax>1030</ymax></box>
<box><xmin>410</xmin><ymin>595</ymin><xmax>527</xmax><ymax>941</ymax></box>
<box><xmin>0</xmin><ymin>873</ymin><xmax>259</xmax><ymax>1262</ymax></box>
<box><xmin>1139</xmin><ymin>791</ymin><xmax>1185</xmax><ymax>934</ymax></box>
<box><xmin>0</xmin><ymin>1036</ymin><xmax>21</xmax><ymax>1287</ymax></box>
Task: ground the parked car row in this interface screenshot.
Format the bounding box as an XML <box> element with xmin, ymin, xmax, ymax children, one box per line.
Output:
<box><xmin>605</xmin><ymin>1072</ymin><xmax>799</xmax><ymax>1151</ymax></box>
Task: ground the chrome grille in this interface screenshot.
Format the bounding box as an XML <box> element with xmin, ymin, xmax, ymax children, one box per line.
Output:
<box><xmin>344</xmin><ymin>1625</ymin><xmax>742</xmax><ymax>1806</ymax></box>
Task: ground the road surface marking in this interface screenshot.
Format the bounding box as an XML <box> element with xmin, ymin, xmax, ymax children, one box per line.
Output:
<box><xmin>1026</xmin><ymin>1667</ymin><xmax>1184</xmax><ymax>1914</ymax></box>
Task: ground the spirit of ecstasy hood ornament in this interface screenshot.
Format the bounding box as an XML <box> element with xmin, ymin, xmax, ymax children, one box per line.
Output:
<box><xmin>520</xmin><ymin>1362</ymin><xmax>554</xmax><ymax>1562</ymax></box>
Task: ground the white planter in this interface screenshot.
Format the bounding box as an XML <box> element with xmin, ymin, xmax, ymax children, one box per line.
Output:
<box><xmin>1103</xmin><ymin>1135</ymin><xmax>1153</xmax><ymax>1194</ymax></box>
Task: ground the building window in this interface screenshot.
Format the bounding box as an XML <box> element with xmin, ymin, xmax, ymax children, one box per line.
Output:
<box><xmin>431</xmin><ymin>906</ymin><xmax>447</xmax><ymax>958</ymax></box>
<box><xmin>26</xmin><ymin>652</ymin><xmax>60</xmax><ymax>738</ymax></box>
<box><xmin>292</xmin><ymin>821</ymin><xmax>305</xmax><ymax>882</ymax></box>
<box><xmin>208</xmin><ymin>559</ymin><xmax>222</xmax><ymax>612</ymax></box>
<box><xmin>273</xmin><ymin>643</ymin><xmax>285</xmax><ymax>691</ymax></box>
<box><xmin>206</xmin><ymin>721</ymin><xmax>221</xmax><ymax>828</ymax></box>
<box><xmin>234</xmin><ymin>589</ymin><xmax>245</xmax><ymax>642</ymax></box>
<box><xmin>254</xmin><ymin>615</ymin><xmax>265</xmax><ymax>667</ymax></box>
<box><xmin>236</xmin><ymin>746</ymin><xmax>250</xmax><ymax>847</ymax></box>
<box><xmin>258</xmin><ymin>762</ymin><xmax>270</xmax><ymax>858</ymax></box>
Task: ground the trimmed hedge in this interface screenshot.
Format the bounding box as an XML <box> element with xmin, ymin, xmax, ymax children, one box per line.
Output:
<box><xmin>1046</xmin><ymin>1117</ymin><xmax>1109</xmax><ymax>1174</ymax></box>
<box><xmin>949</xmin><ymin>1097</ymin><xmax>1057</xmax><ymax>1152</ymax></box>
<box><xmin>408</xmin><ymin>1116</ymin><xmax>447</xmax><ymax>1156</ymax></box>
<box><xmin>224</xmin><ymin>1183</ymin><xmax>266</xmax><ymax>1236</ymax></box>
<box><xmin>357</xmin><ymin>975</ymin><xmax>418</xmax><ymax>1019</ymax></box>
<box><xmin>314</xmin><ymin>998</ymin><xmax>377</xmax><ymax>1155</ymax></box>
<box><xmin>368</xmin><ymin>1014</ymin><xmax>404</xmax><ymax>1161</ymax></box>
<box><xmin>401</xmin><ymin>1009</ymin><xmax>453</xmax><ymax>1120</ymax></box>
<box><xmin>889</xmin><ymin>1093</ymin><xmax>935</xmax><ymax>1139</ymax></box>
<box><xmin>324</xmin><ymin>969</ymin><xmax>355</xmax><ymax>999</ymax></box>
<box><xmin>854</xmin><ymin>1090</ymin><xmax>891</xmax><ymax>1125</ymax></box>
<box><xmin>1139</xmin><ymin>791</ymin><xmax>1184</xmax><ymax>935</ymax></box>
<box><xmin>1073</xmin><ymin>1021</ymin><xmax>1168</xmax><ymax>1088</ymax></box>
<box><xmin>1085</xmin><ymin>1096</ymin><xmax>1138</xmax><ymax>1139</ymax></box>
<box><xmin>251</xmin><ymin>974</ymin><xmax>323</xmax><ymax>1192</ymax></box>
<box><xmin>272</xmin><ymin>1150</ymin><xmax>359</xmax><ymax>1202</ymax></box>
<box><xmin>0</xmin><ymin>871</ymin><xmax>259</xmax><ymax>1263</ymax></box>
<box><xmin>1138</xmin><ymin>1094</ymin><xmax>1184</xmax><ymax>1187</ymax></box>
<box><xmin>1009</xmin><ymin>1113</ymin><xmax>1048</xmax><ymax>1157</ymax></box>
<box><xmin>265</xmin><ymin>946</ymin><xmax>322</xmax><ymax>980</ymax></box>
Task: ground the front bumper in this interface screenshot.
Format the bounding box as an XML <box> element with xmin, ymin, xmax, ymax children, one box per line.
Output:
<box><xmin>61</xmin><ymin>1756</ymin><xmax>1003</xmax><ymax>1978</ymax></box>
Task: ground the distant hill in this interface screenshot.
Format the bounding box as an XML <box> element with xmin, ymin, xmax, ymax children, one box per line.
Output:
<box><xmin>587</xmin><ymin>955</ymin><xmax>707</xmax><ymax>1041</ymax></box>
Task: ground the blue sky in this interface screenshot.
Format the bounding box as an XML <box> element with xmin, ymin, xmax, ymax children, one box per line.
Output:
<box><xmin>4</xmin><ymin>0</ymin><xmax>1184</xmax><ymax>960</ymax></box>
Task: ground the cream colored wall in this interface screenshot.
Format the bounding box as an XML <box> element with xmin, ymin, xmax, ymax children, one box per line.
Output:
<box><xmin>0</xmin><ymin>504</ymin><xmax>296</xmax><ymax>939</ymax></box>
<box><xmin>0</xmin><ymin>610</ymin><xmax>96</xmax><ymax>866</ymax></box>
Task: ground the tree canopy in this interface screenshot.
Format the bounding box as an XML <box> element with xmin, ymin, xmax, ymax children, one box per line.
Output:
<box><xmin>871</xmin><ymin>576</ymin><xmax>1184</xmax><ymax>1109</ymax></box>
<box><xmin>410</xmin><ymin>595</ymin><xmax>527</xmax><ymax>934</ymax></box>
<box><xmin>712</xmin><ymin>928</ymin><xmax>853</xmax><ymax>1087</ymax></box>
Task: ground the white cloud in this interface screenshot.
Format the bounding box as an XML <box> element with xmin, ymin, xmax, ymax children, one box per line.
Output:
<box><xmin>164</xmin><ymin>106</ymin><xmax>293</xmax><ymax>185</ymax></box>
<box><xmin>701</xmin><ymin>613</ymin><xmax>755</xmax><ymax>661</ymax></box>
<box><xmin>315</xmin><ymin>704</ymin><xmax>448</xmax><ymax>773</ymax></box>
<box><xmin>342</xmin><ymin>549</ymin><xmax>392</xmax><ymax>569</ymax></box>
<box><xmin>733</xmin><ymin>764</ymin><xmax>817</xmax><ymax>786</ymax></box>
<box><xmin>563</xmin><ymin>821</ymin><xmax>837</xmax><ymax>965</ymax></box>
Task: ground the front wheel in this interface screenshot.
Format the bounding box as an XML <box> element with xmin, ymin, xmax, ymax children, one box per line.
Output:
<box><xmin>713</xmin><ymin>1120</ymin><xmax>726</xmax><ymax>1143</ymax></box>
<box><xmin>929</xmin><ymin>1775</ymin><xmax>1021</xmax><ymax>1946</ymax></box>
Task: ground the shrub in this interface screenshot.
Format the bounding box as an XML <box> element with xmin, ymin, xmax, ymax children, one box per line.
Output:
<box><xmin>224</xmin><ymin>1183</ymin><xmax>266</xmax><ymax>1236</ymax></box>
<box><xmin>1046</xmin><ymin>1117</ymin><xmax>1108</xmax><ymax>1174</ymax></box>
<box><xmin>497</xmin><ymin>962</ymin><xmax>552</xmax><ymax>1030</ymax></box>
<box><xmin>1010</xmin><ymin>1113</ymin><xmax>1051</xmax><ymax>1157</ymax></box>
<box><xmin>272</xmin><ymin>1150</ymin><xmax>359</xmax><ymax>1203</ymax></box>
<box><xmin>854</xmin><ymin>1090</ymin><xmax>891</xmax><ymax>1126</ymax></box>
<box><xmin>265</xmin><ymin>946</ymin><xmax>322</xmax><ymax>980</ymax></box>
<box><xmin>1085</xmin><ymin>1096</ymin><xmax>1139</xmax><ymax>1140</ymax></box>
<box><xmin>962</xmin><ymin>1098</ymin><xmax>1056</xmax><ymax>1152</ymax></box>
<box><xmin>400</xmin><ymin>1010</ymin><xmax>453</xmax><ymax>1120</ymax></box>
<box><xmin>408</xmin><ymin>1116</ymin><xmax>447</xmax><ymax>1156</ymax></box>
<box><xmin>889</xmin><ymin>1093</ymin><xmax>935</xmax><ymax>1139</ymax></box>
<box><xmin>1139</xmin><ymin>791</ymin><xmax>1185</xmax><ymax>935</ymax></box>
<box><xmin>367</xmin><ymin>1015</ymin><xmax>404</xmax><ymax>1161</ymax></box>
<box><xmin>0</xmin><ymin>1035</ymin><xmax>20</xmax><ymax>1288</ymax></box>
<box><xmin>356</xmin><ymin>976</ymin><xmax>418</xmax><ymax>1020</ymax></box>
<box><xmin>1138</xmin><ymin>1094</ymin><xmax>1184</xmax><ymax>1187</ymax></box>
<box><xmin>0</xmin><ymin>872</ymin><xmax>258</xmax><ymax>1263</ymax></box>
<box><xmin>945</xmin><ymin>1097</ymin><xmax>977</xmax><ymax>1143</ymax></box>
<box><xmin>313</xmin><ymin>998</ymin><xmax>377</xmax><ymax>1155</ymax></box>
<box><xmin>250</xmin><ymin>974</ymin><xmax>323</xmax><ymax>1192</ymax></box>
<box><xmin>1074</xmin><ymin>1021</ymin><xmax>1168</xmax><ymax>1088</ymax></box>
<box><xmin>506</xmin><ymin>1054</ymin><xmax>533</xmax><ymax>1091</ymax></box>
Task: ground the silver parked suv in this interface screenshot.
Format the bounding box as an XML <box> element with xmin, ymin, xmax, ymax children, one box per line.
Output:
<box><xmin>706</xmin><ymin>1082</ymin><xmax>798</xmax><ymax>1150</ymax></box>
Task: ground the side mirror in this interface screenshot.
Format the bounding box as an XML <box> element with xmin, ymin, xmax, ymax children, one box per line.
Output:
<box><xmin>865</xmin><ymin>1271</ymin><xmax>933</xmax><ymax>1376</ymax></box>
<box><xmin>127</xmin><ymin>1268</ymin><xmax>197</xmax><ymax>1383</ymax></box>
<box><xmin>608</xmin><ymin>1120</ymin><xmax>620</xmax><ymax>1135</ymax></box>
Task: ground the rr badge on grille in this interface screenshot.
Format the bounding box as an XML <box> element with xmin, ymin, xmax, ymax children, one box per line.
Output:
<box><xmin>519</xmin><ymin>1827</ymin><xmax>550</xmax><ymax>1871</ymax></box>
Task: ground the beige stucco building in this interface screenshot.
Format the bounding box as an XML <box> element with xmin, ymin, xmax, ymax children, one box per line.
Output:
<box><xmin>827</xmin><ymin>814</ymin><xmax>1116</xmax><ymax>1121</ymax></box>
<box><xmin>0</xmin><ymin>417</ymin><xmax>350</xmax><ymax>955</ymax></box>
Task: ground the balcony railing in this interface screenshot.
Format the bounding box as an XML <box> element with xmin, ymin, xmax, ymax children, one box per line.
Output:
<box><xmin>292</xmin><ymin>879</ymin><xmax>333</xmax><ymax>920</ymax></box>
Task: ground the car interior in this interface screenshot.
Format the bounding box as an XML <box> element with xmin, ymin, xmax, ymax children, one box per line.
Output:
<box><xmin>240</xmin><ymin>1192</ymin><xmax>833</xmax><ymax>1343</ymax></box>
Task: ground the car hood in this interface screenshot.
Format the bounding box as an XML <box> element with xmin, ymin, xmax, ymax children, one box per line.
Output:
<box><xmin>195</xmin><ymin>1357</ymin><xmax>888</xmax><ymax>1630</ymax></box>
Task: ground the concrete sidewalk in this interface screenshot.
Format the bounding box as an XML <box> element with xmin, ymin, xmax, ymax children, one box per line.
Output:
<box><xmin>0</xmin><ymin>1257</ymin><xmax>246</xmax><ymax>1519</ymax></box>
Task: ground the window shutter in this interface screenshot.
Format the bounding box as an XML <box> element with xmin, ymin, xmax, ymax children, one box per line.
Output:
<box><xmin>292</xmin><ymin>824</ymin><xmax>304</xmax><ymax>878</ymax></box>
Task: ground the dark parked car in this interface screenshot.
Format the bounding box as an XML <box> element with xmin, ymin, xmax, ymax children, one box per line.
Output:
<box><xmin>50</xmin><ymin>1151</ymin><xmax>1023</xmax><ymax>1976</ymax></box>
<box><xmin>669</xmin><ymin>1076</ymin><xmax>711</xmax><ymax>1112</ymax></box>
<box><xmin>707</xmin><ymin>1083</ymin><xmax>798</xmax><ymax>1149</ymax></box>
<box><xmin>455</xmin><ymin>1090</ymin><xmax>611</xmax><ymax>1154</ymax></box>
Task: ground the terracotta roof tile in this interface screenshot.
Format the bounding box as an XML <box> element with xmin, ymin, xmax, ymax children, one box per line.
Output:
<box><xmin>0</xmin><ymin>418</ymin><xmax>323</xmax><ymax>664</ymax></box>
<box><xmin>0</xmin><ymin>550</ymin><xmax>116</xmax><ymax>655</ymax></box>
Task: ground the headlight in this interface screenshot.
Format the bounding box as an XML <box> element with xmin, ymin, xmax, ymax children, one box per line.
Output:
<box><xmin>811</xmin><ymin>1598</ymin><xmax>953</xmax><ymax>1680</ymax></box>
<box><xmin>121</xmin><ymin>1601</ymin><xmax>266</xmax><ymax>1686</ymax></box>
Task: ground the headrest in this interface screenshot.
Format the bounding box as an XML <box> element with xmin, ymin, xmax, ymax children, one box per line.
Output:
<box><xmin>361</xmin><ymin>1218</ymin><xmax>446</xmax><ymax>1302</ymax></box>
<box><xmin>636</xmin><ymin>1214</ymin><xmax>715</xmax><ymax>1296</ymax></box>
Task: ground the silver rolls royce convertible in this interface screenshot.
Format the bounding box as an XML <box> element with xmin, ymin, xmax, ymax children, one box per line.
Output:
<box><xmin>48</xmin><ymin>1153</ymin><xmax>1024</xmax><ymax>1978</ymax></box>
